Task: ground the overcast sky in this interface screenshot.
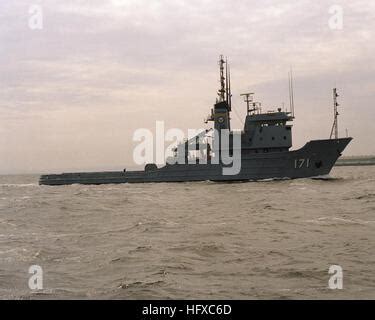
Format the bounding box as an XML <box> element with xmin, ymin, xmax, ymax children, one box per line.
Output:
<box><xmin>0</xmin><ymin>0</ymin><xmax>374</xmax><ymax>174</ymax></box>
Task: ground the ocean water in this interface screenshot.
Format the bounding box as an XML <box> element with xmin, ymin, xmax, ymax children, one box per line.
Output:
<box><xmin>0</xmin><ymin>166</ymin><xmax>374</xmax><ymax>299</ymax></box>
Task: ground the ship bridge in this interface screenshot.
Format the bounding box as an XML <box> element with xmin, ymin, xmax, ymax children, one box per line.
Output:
<box><xmin>242</xmin><ymin>111</ymin><xmax>293</xmax><ymax>153</ymax></box>
<box><xmin>237</xmin><ymin>91</ymin><xmax>294</xmax><ymax>153</ymax></box>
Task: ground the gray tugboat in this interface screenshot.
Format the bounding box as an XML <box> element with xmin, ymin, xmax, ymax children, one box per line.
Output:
<box><xmin>39</xmin><ymin>56</ymin><xmax>352</xmax><ymax>186</ymax></box>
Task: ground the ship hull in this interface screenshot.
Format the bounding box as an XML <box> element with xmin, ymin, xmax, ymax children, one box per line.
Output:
<box><xmin>39</xmin><ymin>138</ymin><xmax>352</xmax><ymax>186</ymax></box>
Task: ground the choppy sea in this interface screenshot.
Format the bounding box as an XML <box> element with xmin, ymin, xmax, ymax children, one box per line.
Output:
<box><xmin>0</xmin><ymin>166</ymin><xmax>374</xmax><ymax>299</ymax></box>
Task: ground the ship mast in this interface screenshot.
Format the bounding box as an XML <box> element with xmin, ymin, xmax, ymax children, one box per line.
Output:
<box><xmin>217</xmin><ymin>55</ymin><xmax>232</xmax><ymax>105</ymax></box>
<box><xmin>206</xmin><ymin>55</ymin><xmax>232</xmax><ymax>124</ymax></box>
<box><xmin>240</xmin><ymin>93</ymin><xmax>262</xmax><ymax>115</ymax></box>
<box><xmin>225</xmin><ymin>59</ymin><xmax>232</xmax><ymax>110</ymax></box>
<box><xmin>218</xmin><ymin>55</ymin><xmax>226</xmax><ymax>102</ymax></box>
<box><xmin>240</xmin><ymin>93</ymin><xmax>253</xmax><ymax>115</ymax></box>
<box><xmin>329</xmin><ymin>88</ymin><xmax>339</xmax><ymax>139</ymax></box>
<box><xmin>288</xmin><ymin>69</ymin><xmax>295</xmax><ymax>118</ymax></box>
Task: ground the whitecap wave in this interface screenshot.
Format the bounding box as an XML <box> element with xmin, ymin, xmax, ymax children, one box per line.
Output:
<box><xmin>0</xmin><ymin>183</ymin><xmax>38</xmax><ymax>187</ymax></box>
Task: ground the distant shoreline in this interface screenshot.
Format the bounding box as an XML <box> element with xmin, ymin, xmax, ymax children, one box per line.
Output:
<box><xmin>335</xmin><ymin>156</ymin><xmax>375</xmax><ymax>167</ymax></box>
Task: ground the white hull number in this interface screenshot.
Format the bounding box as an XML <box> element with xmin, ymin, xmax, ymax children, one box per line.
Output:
<box><xmin>294</xmin><ymin>158</ymin><xmax>310</xmax><ymax>169</ymax></box>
